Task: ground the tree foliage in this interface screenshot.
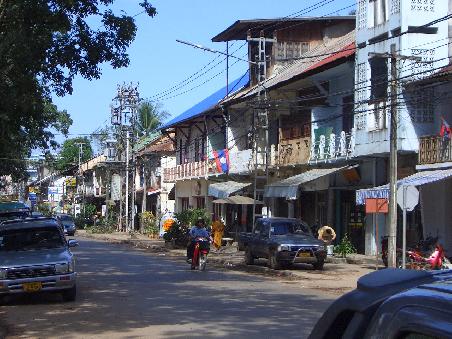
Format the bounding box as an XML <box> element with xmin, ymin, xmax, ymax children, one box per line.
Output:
<box><xmin>137</xmin><ymin>100</ymin><xmax>169</xmax><ymax>137</ymax></box>
<box><xmin>56</xmin><ymin>137</ymin><xmax>93</xmax><ymax>172</ymax></box>
<box><xmin>0</xmin><ymin>0</ymin><xmax>157</xmax><ymax>179</ymax></box>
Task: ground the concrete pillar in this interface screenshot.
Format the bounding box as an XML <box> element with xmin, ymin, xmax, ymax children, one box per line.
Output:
<box><xmin>288</xmin><ymin>200</ymin><xmax>295</xmax><ymax>218</ymax></box>
<box><xmin>327</xmin><ymin>188</ymin><xmax>334</xmax><ymax>226</ymax></box>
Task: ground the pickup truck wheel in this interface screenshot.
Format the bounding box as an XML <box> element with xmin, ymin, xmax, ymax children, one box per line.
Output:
<box><xmin>312</xmin><ymin>260</ymin><xmax>324</xmax><ymax>270</ymax></box>
<box><xmin>244</xmin><ymin>247</ymin><xmax>254</xmax><ymax>265</ymax></box>
<box><xmin>269</xmin><ymin>251</ymin><xmax>281</xmax><ymax>270</ymax></box>
<box><xmin>62</xmin><ymin>286</ymin><xmax>76</xmax><ymax>302</ymax></box>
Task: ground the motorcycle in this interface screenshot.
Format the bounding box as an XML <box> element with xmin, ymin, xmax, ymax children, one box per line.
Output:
<box><xmin>190</xmin><ymin>237</ymin><xmax>210</xmax><ymax>271</ymax></box>
<box><xmin>381</xmin><ymin>236</ymin><xmax>449</xmax><ymax>270</ymax></box>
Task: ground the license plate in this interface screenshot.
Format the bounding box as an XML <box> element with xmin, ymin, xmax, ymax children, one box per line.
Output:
<box><xmin>298</xmin><ymin>252</ymin><xmax>312</xmax><ymax>258</ymax></box>
<box><xmin>23</xmin><ymin>282</ymin><xmax>42</xmax><ymax>292</ymax></box>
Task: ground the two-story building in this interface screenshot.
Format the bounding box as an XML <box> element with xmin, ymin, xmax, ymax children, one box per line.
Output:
<box><xmin>134</xmin><ymin>132</ymin><xmax>176</xmax><ymax>229</ymax></box>
<box><xmin>163</xmin><ymin>16</ymin><xmax>369</xmax><ymax>241</ymax></box>
<box><xmin>354</xmin><ymin>0</ymin><xmax>451</xmax><ymax>255</ymax></box>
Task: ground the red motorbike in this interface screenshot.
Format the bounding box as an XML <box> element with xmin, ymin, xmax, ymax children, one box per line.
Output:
<box><xmin>381</xmin><ymin>236</ymin><xmax>449</xmax><ymax>270</ymax></box>
<box><xmin>191</xmin><ymin>237</ymin><xmax>210</xmax><ymax>271</ymax></box>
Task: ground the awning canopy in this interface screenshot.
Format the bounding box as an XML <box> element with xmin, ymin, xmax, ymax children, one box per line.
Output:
<box><xmin>212</xmin><ymin>195</ymin><xmax>263</xmax><ymax>205</ymax></box>
<box><xmin>208</xmin><ymin>181</ymin><xmax>251</xmax><ymax>198</ymax></box>
<box><xmin>356</xmin><ymin>168</ymin><xmax>452</xmax><ymax>205</ymax></box>
<box><xmin>264</xmin><ymin>166</ymin><xmax>349</xmax><ymax>200</ymax></box>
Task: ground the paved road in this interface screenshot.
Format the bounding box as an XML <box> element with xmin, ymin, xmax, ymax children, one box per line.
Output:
<box><xmin>1</xmin><ymin>238</ymin><xmax>333</xmax><ymax>339</ymax></box>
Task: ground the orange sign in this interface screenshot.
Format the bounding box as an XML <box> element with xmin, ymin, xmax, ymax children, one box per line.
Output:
<box><xmin>365</xmin><ymin>198</ymin><xmax>388</xmax><ymax>214</ymax></box>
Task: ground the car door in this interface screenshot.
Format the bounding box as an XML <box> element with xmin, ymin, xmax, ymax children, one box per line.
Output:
<box><xmin>249</xmin><ymin>220</ymin><xmax>261</xmax><ymax>256</ymax></box>
<box><xmin>365</xmin><ymin>302</ymin><xmax>452</xmax><ymax>339</ymax></box>
<box><xmin>257</xmin><ymin>221</ymin><xmax>271</xmax><ymax>258</ymax></box>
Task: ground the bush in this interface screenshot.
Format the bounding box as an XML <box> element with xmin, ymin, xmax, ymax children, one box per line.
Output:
<box><xmin>86</xmin><ymin>214</ymin><xmax>116</xmax><ymax>234</ymax></box>
<box><xmin>162</xmin><ymin>208</ymin><xmax>210</xmax><ymax>246</ymax></box>
<box><xmin>36</xmin><ymin>202</ymin><xmax>53</xmax><ymax>217</ymax></box>
<box><xmin>334</xmin><ymin>233</ymin><xmax>356</xmax><ymax>258</ymax></box>
<box><xmin>74</xmin><ymin>215</ymin><xmax>88</xmax><ymax>230</ymax></box>
<box><xmin>140</xmin><ymin>211</ymin><xmax>158</xmax><ymax>236</ymax></box>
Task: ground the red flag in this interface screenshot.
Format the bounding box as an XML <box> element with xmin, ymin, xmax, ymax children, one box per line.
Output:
<box><xmin>440</xmin><ymin>117</ymin><xmax>452</xmax><ymax>138</ymax></box>
<box><xmin>213</xmin><ymin>149</ymin><xmax>229</xmax><ymax>173</ymax></box>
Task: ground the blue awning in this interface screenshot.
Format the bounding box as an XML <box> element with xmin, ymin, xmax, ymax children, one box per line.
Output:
<box><xmin>356</xmin><ymin>168</ymin><xmax>452</xmax><ymax>205</ymax></box>
<box><xmin>160</xmin><ymin>71</ymin><xmax>250</xmax><ymax>129</ymax></box>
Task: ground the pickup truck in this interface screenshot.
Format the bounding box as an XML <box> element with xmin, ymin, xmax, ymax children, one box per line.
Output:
<box><xmin>309</xmin><ymin>268</ymin><xmax>452</xmax><ymax>339</ymax></box>
<box><xmin>243</xmin><ymin>217</ymin><xmax>327</xmax><ymax>270</ymax></box>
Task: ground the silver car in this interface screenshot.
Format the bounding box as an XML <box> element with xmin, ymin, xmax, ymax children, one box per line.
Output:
<box><xmin>0</xmin><ymin>218</ymin><xmax>78</xmax><ymax>302</ymax></box>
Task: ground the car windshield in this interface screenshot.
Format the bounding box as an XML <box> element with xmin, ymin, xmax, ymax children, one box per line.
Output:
<box><xmin>270</xmin><ymin>221</ymin><xmax>310</xmax><ymax>236</ymax></box>
<box><xmin>0</xmin><ymin>227</ymin><xmax>65</xmax><ymax>251</ymax></box>
<box><xmin>59</xmin><ymin>215</ymin><xmax>73</xmax><ymax>222</ymax></box>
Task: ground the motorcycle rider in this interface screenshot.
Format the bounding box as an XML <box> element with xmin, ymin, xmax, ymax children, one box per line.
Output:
<box><xmin>187</xmin><ymin>217</ymin><xmax>210</xmax><ymax>262</ymax></box>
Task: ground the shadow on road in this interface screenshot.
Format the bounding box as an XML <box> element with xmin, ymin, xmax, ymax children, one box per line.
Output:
<box><xmin>1</xmin><ymin>239</ymin><xmax>333</xmax><ymax>338</ymax></box>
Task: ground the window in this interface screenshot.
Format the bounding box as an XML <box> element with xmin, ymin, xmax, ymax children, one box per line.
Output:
<box><xmin>180</xmin><ymin>197</ymin><xmax>189</xmax><ymax>211</ymax></box>
<box><xmin>370</xmin><ymin>0</ymin><xmax>387</xmax><ymax>27</ymax></box>
<box><xmin>276</xmin><ymin>41</ymin><xmax>310</xmax><ymax>61</ymax></box>
<box><xmin>178</xmin><ymin>139</ymin><xmax>183</xmax><ymax>164</ymax></box>
<box><xmin>195</xmin><ymin>197</ymin><xmax>205</xmax><ymax>209</ymax></box>
<box><xmin>280</xmin><ymin>110</ymin><xmax>311</xmax><ymax>140</ymax></box>
<box><xmin>408</xmin><ymin>88</ymin><xmax>434</xmax><ymax>123</ymax></box>
<box><xmin>369</xmin><ymin>57</ymin><xmax>388</xmax><ymax>101</ymax></box>
<box><xmin>194</xmin><ymin>139</ymin><xmax>200</xmax><ymax>162</ymax></box>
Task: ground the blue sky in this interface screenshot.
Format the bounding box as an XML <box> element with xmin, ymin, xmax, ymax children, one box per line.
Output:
<box><xmin>52</xmin><ymin>0</ymin><xmax>355</xmax><ymax>143</ymax></box>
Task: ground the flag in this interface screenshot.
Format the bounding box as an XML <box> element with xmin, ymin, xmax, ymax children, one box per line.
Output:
<box><xmin>440</xmin><ymin>117</ymin><xmax>452</xmax><ymax>139</ymax></box>
<box><xmin>213</xmin><ymin>149</ymin><xmax>229</xmax><ymax>173</ymax></box>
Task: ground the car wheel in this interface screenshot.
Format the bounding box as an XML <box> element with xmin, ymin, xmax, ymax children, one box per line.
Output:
<box><xmin>62</xmin><ymin>286</ymin><xmax>76</xmax><ymax>302</ymax></box>
<box><xmin>244</xmin><ymin>247</ymin><xmax>254</xmax><ymax>265</ymax></box>
<box><xmin>312</xmin><ymin>260</ymin><xmax>324</xmax><ymax>270</ymax></box>
<box><xmin>269</xmin><ymin>251</ymin><xmax>281</xmax><ymax>270</ymax></box>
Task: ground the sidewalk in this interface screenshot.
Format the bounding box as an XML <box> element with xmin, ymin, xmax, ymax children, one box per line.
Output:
<box><xmin>77</xmin><ymin>230</ymin><xmax>380</xmax><ymax>297</ymax></box>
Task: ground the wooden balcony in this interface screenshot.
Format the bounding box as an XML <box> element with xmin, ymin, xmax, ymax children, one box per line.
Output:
<box><xmin>163</xmin><ymin>159</ymin><xmax>220</xmax><ymax>183</ymax></box>
<box><xmin>276</xmin><ymin>137</ymin><xmax>311</xmax><ymax>166</ymax></box>
<box><xmin>419</xmin><ymin>135</ymin><xmax>452</xmax><ymax>165</ymax></box>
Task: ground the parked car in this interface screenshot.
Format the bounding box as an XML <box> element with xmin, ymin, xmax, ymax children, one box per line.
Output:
<box><xmin>243</xmin><ymin>217</ymin><xmax>327</xmax><ymax>270</ymax></box>
<box><xmin>0</xmin><ymin>218</ymin><xmax>78</xmax><ymax>303</ymax></box>
<box><xmin>0</xmin><ymin>201</ymin><xmax>30</xmax><ymax>223</ymax></box>
<box><xmin>56</xmin><ymin>213</ymin><xmax>76</xmax><ymax>236</ymax></box>
<box><xmin>309</xmin><ymin>268</ymin><xmax>452</xmax><ymax>339</ymax></box>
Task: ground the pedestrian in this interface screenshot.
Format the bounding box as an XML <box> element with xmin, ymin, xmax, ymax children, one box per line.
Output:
<box><xmin>211</xmin><ymin>217</ymin><xmax>225</xmax><ymax>250</ymax></box>
<box><xmin>317</xmin><ymin>225</ymin><xmax>336</xmax><ymax>245</ymax></box>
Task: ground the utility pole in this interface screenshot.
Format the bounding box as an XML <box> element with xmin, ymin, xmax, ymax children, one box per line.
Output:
<box><xmin>388</xmin><ymin>44</ymin><xmax>398</xmax><ymax>269</ymax></box>
<box><xmin>111</xmin><ymin>83</ymin><xmax>140</xmax><ymax>233</ymax></box>
<box><xmin>370</xmin><ymin>44</ymin><xmax>421</xmax><ymax>268</ymax></box>
<box><xmin>247</xmin><ymin>30</ymin><xmax>276</xmax><ymax>224</ymax></box>
<box><xmin>76</xmin><ymin>142</ymin><xmax>85</xmax><ymax>217</ymax></box>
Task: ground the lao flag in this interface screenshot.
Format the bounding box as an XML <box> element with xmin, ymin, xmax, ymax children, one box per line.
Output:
<box><xmin>440</xmin><ymin>117</ymin><xmax>452</xmax><ymax>139</ymax></box>
<box><xmin>213</xmin><ymin>149</ymin><xmax>229</xmax><ymax>173</ymax></box>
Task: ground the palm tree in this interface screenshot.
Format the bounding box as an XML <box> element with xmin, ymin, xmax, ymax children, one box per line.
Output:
<box><xmin>137</xmin><ymin>100</ymin><xmax>169</xmax><ymax>137</ymax></box>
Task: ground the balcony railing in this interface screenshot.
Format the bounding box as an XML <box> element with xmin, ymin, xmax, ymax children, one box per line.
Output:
<box><xmin>419</xmin><ymin>135</ymin><xmax>452</xmax><ymax>165</ymax></box>
<box><xmin>310</xmin><ymin>129</ymin><xmax>356</xmax><ymax>163</ymax></box>
<box><xmin>163</xmin><ymin>159</ymin><xmax>220</xmax><ymax>182</ymax></box>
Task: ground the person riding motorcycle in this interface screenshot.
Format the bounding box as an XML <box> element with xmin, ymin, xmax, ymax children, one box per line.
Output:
<box><xmin>187</xmin><ymin>217</ymin><xmax>210</xmax><ymax>262</ymax></box>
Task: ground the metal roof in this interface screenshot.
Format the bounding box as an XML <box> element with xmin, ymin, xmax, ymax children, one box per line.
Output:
<box><xmin>224</xmin><ymin>31</ymin><xmax>355</xmax><ymax>104</ymax></box>
<box><xmin>212</xmin><ymin>195</ymin><xmax>263</xmax><ymax>205</ymax></box>
<box><xmin>356</xmin><ymin>169</ymin><xmax>452</xmax><ymax>205</ymax></box>
<box><xmin>264</xmin><ymin>166</ymin><xmax>349</xmax><ymax>200</ymax></box>
<box><xmin>208</xmin><ymin>181</ymin><xmax>251</xmax><ymax>198</ymax></box>
<box><xmin>212</xmin><ymin>16</ymin><xmax>355</xmax><ymax>42</ymax></box>
<box><xmin>160</xmin><ymin>71</ymin><xmax>250</xmax><ymax>130</ymax></box>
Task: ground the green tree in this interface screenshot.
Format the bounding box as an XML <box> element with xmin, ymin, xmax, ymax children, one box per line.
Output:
<box><xmin>56</xmin><ymin>137</ymin><xmax>93</xmax><ymax>172</ymax></box>
<box><xmin>0</xmin><ymin>0</ymin><xmax>157</xmax><ymax>179</ymax></box>
<box><xmin>137</xmin><ymin>100</ymin><xmax>169</xmax><ymax>137</ymax></box>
